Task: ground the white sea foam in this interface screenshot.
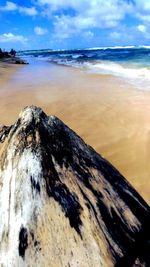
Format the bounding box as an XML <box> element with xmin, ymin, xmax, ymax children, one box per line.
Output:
<box><xmin>53</xmin><ymin>58</ymin><xmax>150</xmax><ymax>79</ymax></box>
<box><xmin>85</xmin><ymin>45</ymin><xmax>136</xmax><ymax>50</ymax></box>
<box><xmin>52</xmin><ymin>58</ymin><xmax>150</xmax><ymax>89</ymax></box>
<box><xmin>139</xmin><ymin>45</ymin><xmax>150</xmax><ymax>49</ymax></box>
<box><xmin>72</xmin><ymin>54</ymin><xmax>83</xmax><ymax>59</ymax></box>
<box><xmin>84</xmin><ymin>61</ymin><xmax>150</xmax><ymax>90</ymax></box>
<box><xmin>85</xmin><ymin>61</ymin><xmax>150</xmax><ymax>80</ymax></box>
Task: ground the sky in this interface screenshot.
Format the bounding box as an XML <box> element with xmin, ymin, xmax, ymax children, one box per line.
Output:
<box><xmin>0</xmin><ymin>0</ymin><xmax>150</xmax><ymax>50</ymax></box>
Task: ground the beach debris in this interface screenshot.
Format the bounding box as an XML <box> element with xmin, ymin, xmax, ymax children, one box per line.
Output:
<box><xmin>0</xmin><ymin>106</ymin><xmax>149</xmax><ymax>267</ymax></box>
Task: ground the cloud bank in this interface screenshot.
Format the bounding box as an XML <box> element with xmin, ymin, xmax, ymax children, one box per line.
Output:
<box><xmin>34</xmin><ymin>27</ymin><xmax>48</xmax><ymax>35</ymax></box>
<box><xmin>0</xmin><ymin>33</ymin><xmax>27</xmax><ymax>43</ymax></box>
<box><xmin>1</xmin><ymin>0</ymin><xmax>150</xmax><ymax>49</ymax></box>
<box><xmin>34</xmin><ymin>0</ymin><xmax>150</xmax><ymax>41</ymax></box>
<box><xmin>0</xmin><ymin>1</ymin><xmax>38</xmax><ymax>16</ymax></box>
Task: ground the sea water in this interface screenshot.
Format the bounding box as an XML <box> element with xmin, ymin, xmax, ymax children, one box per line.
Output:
<box><xmin>19</xmin><ymin>46</ymin><xmax>150</xmax><ymax>90</ymax></box>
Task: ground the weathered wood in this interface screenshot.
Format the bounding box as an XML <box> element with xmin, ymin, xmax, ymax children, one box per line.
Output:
<box><xmin>0</xmin><ymin>106</ymin><xmax>149</xmax><ymax>267</ymax></box>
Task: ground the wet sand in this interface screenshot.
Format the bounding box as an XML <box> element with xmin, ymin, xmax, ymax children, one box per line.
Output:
<box><xmin>0</xmin><ymin>58</ymin><xmax>150</xmax><ymax>204</ymax></box>
<box><xmin>0</xmin><ymin>61</ymin><xmax>19</xmax><ymax>86</ymax></box>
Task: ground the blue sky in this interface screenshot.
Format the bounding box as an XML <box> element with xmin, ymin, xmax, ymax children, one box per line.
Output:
<box><xmin>0</xmin><ymin>0</ymin><xmax>150</xmax><ymax>50</ymax></box>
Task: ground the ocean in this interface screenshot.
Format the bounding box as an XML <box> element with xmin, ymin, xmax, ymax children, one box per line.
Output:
<box><xmin>19</xmin><ymin>46</ymin><xmax>150</xmax><ymax>90</ymax></box>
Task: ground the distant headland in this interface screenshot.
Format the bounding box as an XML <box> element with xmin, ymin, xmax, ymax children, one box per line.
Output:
<box><xmin>0</xmin><ymin>48</ymin><xmax>28</xmax><ymax>64</ymax></box>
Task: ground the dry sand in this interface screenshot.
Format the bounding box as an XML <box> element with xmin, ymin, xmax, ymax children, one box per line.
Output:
<box><xmin>0</xmin><ymin>59</ymin><xmax>150</xmax><ymax>204</ymax></box>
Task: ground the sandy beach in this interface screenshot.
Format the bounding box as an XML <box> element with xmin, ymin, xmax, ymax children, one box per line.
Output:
<box><xmin>0</xmin><ymin>58</ymin><xmax>150</xmax><ymax>204</ymax></box>
<box><xmin>0</xmin><ymin>61</ymin><xmax>20</xmax><ymax>86</ymax></box>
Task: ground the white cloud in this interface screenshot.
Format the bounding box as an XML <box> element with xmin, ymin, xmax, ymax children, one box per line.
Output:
<box><xmin>133</xmin><ymin>0</ymin><xmax>150</xmax><ymax>23</ymax></box>
<box><xmin>137</xmin><ymin>24</ymin><xmax>147</xmax><ymax>33</ymax></box>
<box><xmin>84</xmin><ymin>31</ymin><xmax>94</xmax><ymax>38</ymax></box>
<box><xmin>136</xmin><ymin>24</ymin><xmax>150</xmax><ymax>39</ymax></box>
<box><xmin>47</xmin><ymin>0</ymin><xmax>132</xmax><ymax>40</ymax></box>
<box><xmin>137</xmin><ymin>15</ymin><xmax>150</xmax><ymax>23</ymax></box>
<box><xmin>0</xmin><ymin>33</ymin><xmax>27</xmax><ymax>43</ymax></box>
<box><xmin>110</xmin><ymin>32</ymin><xmax>121</xmax><ymax>39</ymax></box>
<box><xmin>0</xmin><ymin>1</ymin><xmax>38</xmax><ymax>16</ymax></box>
<box><xmin>19</xmin><ymin>6</ymin><xmax>38</xmax><ymax>16</ymax></box>
<box><xmin>2</xmin><ymin>0</ymin><xmax>150</xmax><ymax>44</ymax></box>
<box><xmin>134</xmin><ymin>0</ymin><xmax>150</xmax><ymax>12</ymax></box>
<box><xmin>0</xmin><ymin>1</ymin><xmax>17</xmax><ymax>11</ymax></box>
<box><xmin>35</xmin><ymin>0</ymin><xmax>150</xmax><ymax>42</ymax></box>
<box><xmin>36</xmin><ymin>0</ymin><xmax>82</xmax><ymax>10</ymax></box>
<box><xmin>34</xmin><ymin>26</ymin><xmax>48</xmax><ymax>35</ymax></box>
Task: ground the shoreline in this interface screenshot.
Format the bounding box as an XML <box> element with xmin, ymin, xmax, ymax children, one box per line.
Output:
<box><xmin>0</xmin><ymin>59</ymin><xmax>150</xmax><ymax>204</ymax></box>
